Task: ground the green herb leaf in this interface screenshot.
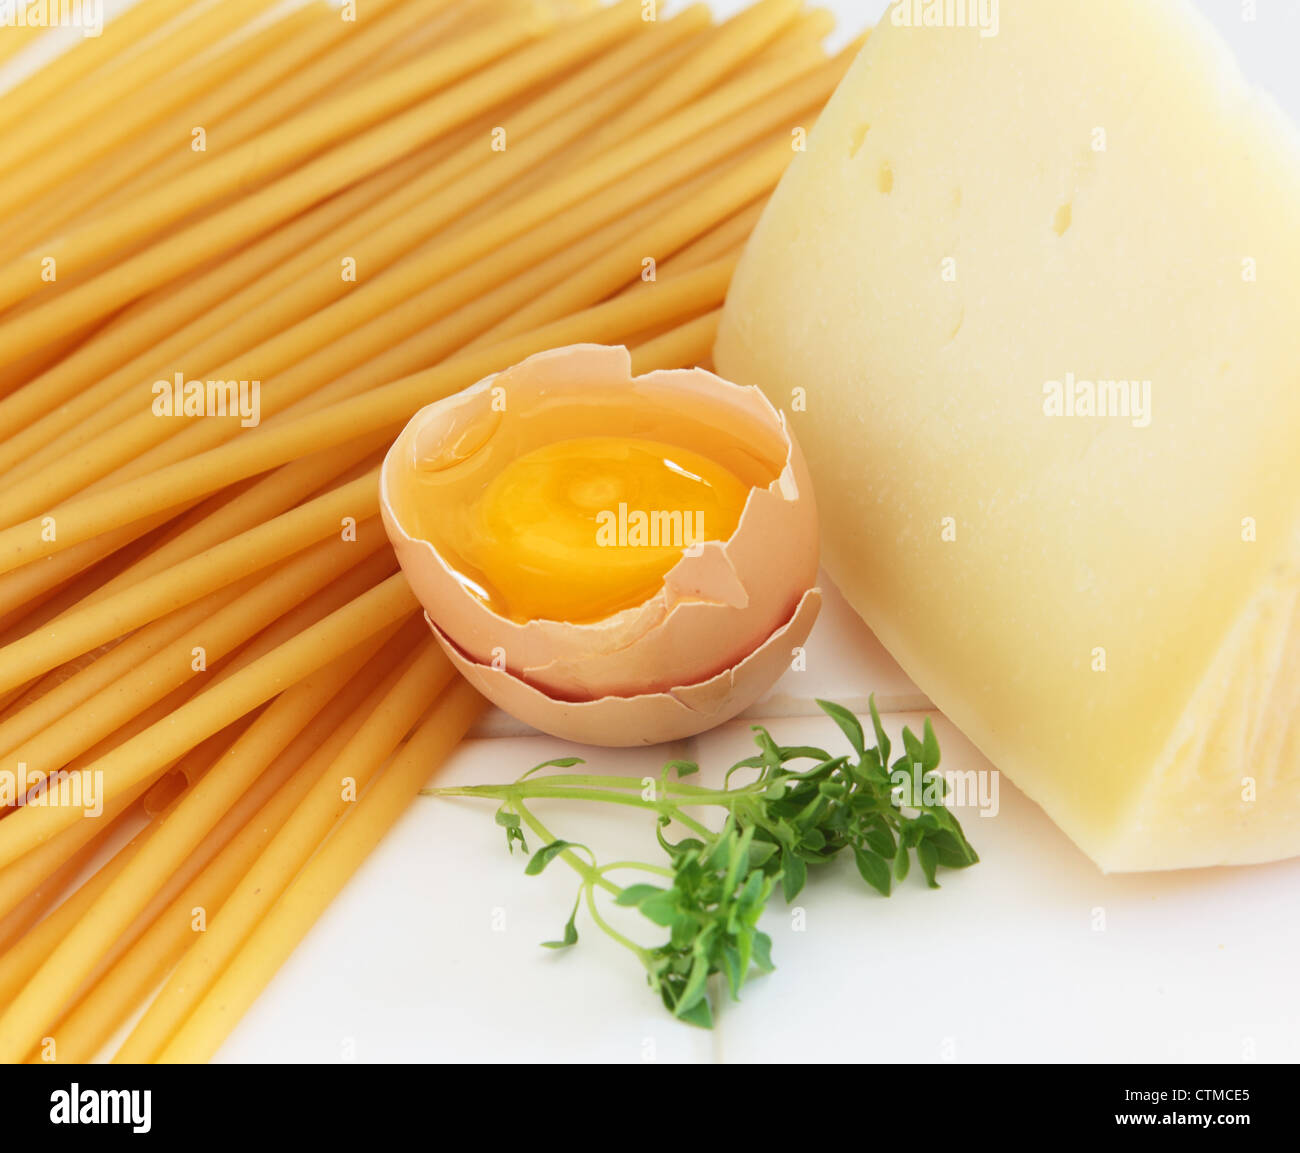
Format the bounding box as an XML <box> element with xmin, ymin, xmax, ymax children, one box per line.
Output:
<box><xmin>542</xmin><ymin>895</ymin><xmax>581</xmax><ymax>949</ymax></box>
<box><xmin>917</xmin><ymin>838</ymin><xmax>941</xmax><ymax>888</ymax></box>
<box><xmin>921</xmin><ymin>717</ymin><xmax>942</xmax><ymax>771</ymax></box>
<box><xmin>816</xmin><ymin>699</ymin><xmax>865</xmax><ymax>757</ymax></box>
<box><xmin>853</xmin><ymin>847</ymin><xmax>893</xmax><ymax>896</ymax></box>
<box><xmin>868</xmin><ymin>695</ymin><xmax>892</xmax><ymax>767</ymax></box>
<box><xmin>519</xmin><ymin>757</ymin><xmax>586</xmax><ymax>781</ymax></box>
<box><xmin>525</xmin><ymin>840</ymin><xmax>581</xmax><ymax>876</ymax></box>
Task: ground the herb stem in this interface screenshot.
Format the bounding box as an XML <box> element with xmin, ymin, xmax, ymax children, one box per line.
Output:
<box><xmin>513</xmin><ymin>799</ymin><xmax>651</xmax><ymax>960</ymax></box>
<box><xmin>583</xmin><ymin>884</ymin><xmax>651</xmax><ymax>962</ymax></box>
<box><xmin>430</xmin><ymin>782</ymin><xmax>719</xmax><ymax>837</ymax></box>
<box><xmin>599</xmin><ymin>861</ymin><xmax>675</xmax><ymax>879</ymax></box>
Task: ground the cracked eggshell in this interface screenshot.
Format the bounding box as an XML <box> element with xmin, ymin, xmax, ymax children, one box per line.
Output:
<box><xmin>427</xmin><ymin>589</ymin><xmax>823</xmax><ymax>747</ymax></box>
<box><xmin>380</xmin><ymin>344</ymin><xmax>820</xmax><ymax>744</ymax></box>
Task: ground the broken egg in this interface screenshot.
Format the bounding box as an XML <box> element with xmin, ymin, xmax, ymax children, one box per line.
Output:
<box><xmin>379</xmin><ymin>344</ymin><xmax>821</xmax><ymax>746</ymax></box>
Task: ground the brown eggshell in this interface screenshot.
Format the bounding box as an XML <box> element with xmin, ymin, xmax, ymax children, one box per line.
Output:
<box><xmin>381</xmin><ymin>344</ymin><xmax>819</xmax><ymax>702</ymax></box>
<box><xmin>426</xmin><ymin>589</ymin><xmax>823</xmax><ymax>747</ymax></box>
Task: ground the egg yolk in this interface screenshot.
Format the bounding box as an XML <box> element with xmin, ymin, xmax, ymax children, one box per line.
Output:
<box><xmin>458</xmin><ymin>437</ymin><xmax>751</xmax><ymax>624</ymax></box>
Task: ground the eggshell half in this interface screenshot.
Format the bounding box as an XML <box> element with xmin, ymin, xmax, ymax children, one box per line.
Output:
<box><xmin>380</xmin><ymin>344</ymin><xmax>820</xmax><ymax>704</ymax></box>
<box><xmin>426</xmin><ymin>589</ymin><xmax>823</xmax><ymax>747</ymax></box>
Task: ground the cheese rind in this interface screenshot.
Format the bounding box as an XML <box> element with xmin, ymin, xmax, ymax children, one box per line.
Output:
<box><xmin>714</xmin><ymin>0</ymin><xmax>1300</xmax><ymax>870</ymax></box>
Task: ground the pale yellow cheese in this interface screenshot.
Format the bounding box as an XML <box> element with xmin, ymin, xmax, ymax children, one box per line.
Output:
<box><xmin>715</xmin><ymin>0</ymin><xmax>1300</xmax><ymax>871</ymax></box>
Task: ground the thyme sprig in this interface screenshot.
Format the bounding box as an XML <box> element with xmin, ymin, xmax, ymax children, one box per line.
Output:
<box><xmin>426</xmin><ymin>697</ymin><xmax>978</xmax><ymax>1027</ymax></box>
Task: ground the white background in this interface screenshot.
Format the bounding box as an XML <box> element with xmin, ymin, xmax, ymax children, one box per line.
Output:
<box><xmin>5</xmin><ymin>2</ymin><xmax>1297</xmax><ymax>1064</ymax></box>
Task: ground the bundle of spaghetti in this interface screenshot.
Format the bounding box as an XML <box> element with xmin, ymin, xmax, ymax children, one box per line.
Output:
<box><xmin>0</xmin><ymin>6</ymin><xmax>627</xmax><ymax>327</ymax></box>
<box><xmin>0</xmin><ymin>622</ymin><xmax>429</xmax><ymax>1062</ymax></box>
<box><xmin>39</xmin><ymin>630</ymin><xmax>435</xmax><ymax>1063</ymax></box>
<box><xmin>104</xmin><ymin>641</ymin><xmax>456</xmax><ymax>1064</ymax></box>
<box><xmin>0</xmin><ymin>715</ymin><xmax>259</xmax><ymax>991</ymax></box>
<box><xmin>89</xmin><ymin>0</ymin><xmax>489</xmax><ymax>207</ymax></box>
<box><xmin>0</xmin><ymin>0</ymin><xmax>848</xmax><ymax>1061</ymax></box>
<box><xmin>0</xmin><ymin>0</ymin><xmax>291</xmax><ymax>182</ymax></box>
<box><xmin>0</xmin><ymin>4</ymin><xmax>712</xmax><ymax>493</ymax></box>
<box><xmin>0</xmin><ymin>21</ymin><xmax>702</xmax><ymax>496</ymax></box>
<box><xmin>0</xmin><ymin>8</ymin><xmax>721</xmax><ymax>471</ymax></box>
<box><xmin>0</xmin><ymin>544</ymin><xmax>402</xmax><ymax>915</ymax></box>
<box><xmin>0</xmin><ymin>47</ymin><xmax>848</xmax><ymax>545</ymax></box>
<box><xmin>156</xmin><ymin>680</ymin><xmax>488</xmax><ymax>1064</ymax></box>
<box><xmin>0</xmin><ymin>0</ymin><xmax>431</xmax><ymax>247</ymax></box>
<box><xmin>0</xmin><ymin>137</ymin><xmax>463</xmax><ymax>477</ymax></box>
<box><xmin>0</xmin><ymin>0</ymin><xmax>194</xmax><ymax>137</ymax></box>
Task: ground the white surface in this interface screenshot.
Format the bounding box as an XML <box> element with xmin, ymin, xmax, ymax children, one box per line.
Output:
<box><xmin>215</xmin><ymin>704</ymin><xmax>1300</xmax><ymax>1064</ymax></box>
<box><xmin>25</xmin><ymin>0</ymin><xmax>1293</xmax><ymax>1062</ymax></box>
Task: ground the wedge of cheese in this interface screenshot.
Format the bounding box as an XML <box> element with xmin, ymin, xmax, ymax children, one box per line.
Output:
<box><xmin>715</xmin><ymin>0</ymin><xmax>1300</xmax><ymax>871</ymax></box>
